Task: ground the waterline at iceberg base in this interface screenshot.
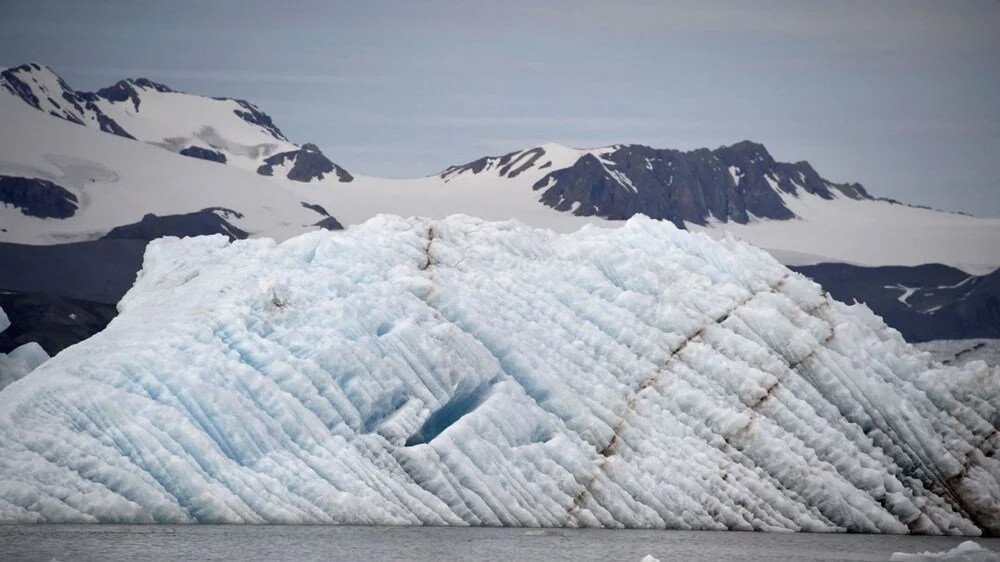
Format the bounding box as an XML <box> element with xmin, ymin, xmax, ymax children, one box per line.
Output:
<box><xmin>0</xmin><ymin>215</ymin><xmax>996</xmax><ymax>534</ymax></box>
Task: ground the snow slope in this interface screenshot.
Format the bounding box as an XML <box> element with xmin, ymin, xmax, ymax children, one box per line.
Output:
<box><xmin>0</xmin><ymin>92</ymin><xmax>333</xmax><ymax>244</ymax></box>
<box><xmin>0</xmin><ymin>63</ymin><xmax>345</xmax><ymax>181</ymax></box>
<box><xmin>689</xmin><ymin>191</ymin><xmax>1000</xmax><ymax>276</ymax></box>
<box><xmin>1</xmin><ymin>215</ymin><xmax>997</xmax><ymax>533</ymax></box>
<box><xmin>88</xmin><ymin>80</ymin><xmax>296</xmax><ymax>172</ymax></box>
<box><xmin>285</xmin><ymin>142</ymin><xmax>1000</xmax><ymax>274</ymax></box>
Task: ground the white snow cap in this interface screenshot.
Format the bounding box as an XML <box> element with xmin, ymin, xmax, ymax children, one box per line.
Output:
<box><xmin>0</xmin><ymin>215</ymin><xmax>997</xmax><ymax>532</ymax></box>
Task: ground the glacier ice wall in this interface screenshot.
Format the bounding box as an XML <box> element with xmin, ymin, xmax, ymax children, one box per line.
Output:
<box><xmin>0</xmin><ymin>215</ymin><xmax>997</xmax><ymax>533</ymax></box>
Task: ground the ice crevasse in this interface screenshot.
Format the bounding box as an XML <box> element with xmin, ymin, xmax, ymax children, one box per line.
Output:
<box><xmin>0</xmin><ymin>214</ymin><xmax>997</xmax><ymax>534</ymax></box>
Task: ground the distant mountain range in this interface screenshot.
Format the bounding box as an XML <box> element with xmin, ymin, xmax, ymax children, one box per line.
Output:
<box><xmin>442</xmin><ymin>140</ymin><xmax>873</xmax><ymax>227</ymax></box>
<box><xmin>1</xmin><ymin>62</ymin><xmax>998</xmax><ymax>353</ymax></box>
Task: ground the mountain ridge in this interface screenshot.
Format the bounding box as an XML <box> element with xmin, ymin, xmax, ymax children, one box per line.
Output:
<box><xmin>0</xmin><ymin>63</ymin><xmax>349</xmax><ymax>183</ymax></box>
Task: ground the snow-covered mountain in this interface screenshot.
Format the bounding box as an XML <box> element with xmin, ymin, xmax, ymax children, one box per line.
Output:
<box><xmin>0</xmin><ymin>216</ymin><xmax>996</xmax><ymax>533</ymax></box>
<box><xmin>433</xmin><ymin>142</ymin><xmax>1000</xmax><ymax>276</ymax></box>
<box><xmin>441</xmin><ymin>141</ymin><xmax>872</xmax><ymax>226</ymax></box>
<box><xmin>3</xmin><ymin>62</ymin><xmax>998</xmax><ymax>273</ymax></box>
<box><xmin>1</xmin><ymin>62</ymin><xmax>998</xmax><ymax>351</ymax></box>
<box><xmin>0</xmin><ymin>79</ymin><xmax>343</xmax><ymax>245</ymax></box>
<box><xmin>0</xmin><ymin>63</ymin><xmax>350</xmax><ymax>182</ymax></box>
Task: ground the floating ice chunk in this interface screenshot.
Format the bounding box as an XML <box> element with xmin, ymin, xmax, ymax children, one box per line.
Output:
<box><xmin>0</xmin><ymin>342</ymin><xmax>50</xmax><ymax>391</ymax></box>
<box><xmin>890</xmin><ymin>541</ymin><xmax>1000</xmax><ymax>561</ymax></box>
<box><xmin>0</xmin><ymin>306</ymin><xmax>50</xmax><ymax>391</ymax></box>
<box><xmin>0</xmin><ymin>215</ymin><xmax>996</xmax><ymax>531</ymax></box>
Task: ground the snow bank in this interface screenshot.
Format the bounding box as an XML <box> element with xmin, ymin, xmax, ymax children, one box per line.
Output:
<box><xmin>890</xmin><ymin>541</ymin><xmax>1000</xmax><ymax>561</ymax></box>
<box><xmin>0</xmin><ymin>215</ymin><xmax>997</xmax><ymax>531</ymax></box>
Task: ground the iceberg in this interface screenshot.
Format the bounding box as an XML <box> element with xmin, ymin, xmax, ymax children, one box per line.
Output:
<box><xmin>0</xmin><ymin>306</ymin><xmax>49</xmax><ymax>391</ymax></box>
<box><xmin>0</xmin><ymin>215</ymin><xmax>997</xmax><ymax>533</ymax></box>
<box><xmin>890</xmin><ymin>540</ymin><xmax>1000</xmax><ymax>561</ymax></box>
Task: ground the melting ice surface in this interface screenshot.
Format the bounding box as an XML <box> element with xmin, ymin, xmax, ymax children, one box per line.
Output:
<box><xmin>0</xmin><ymin>215</ymin><xmax>997</xmax><ymax>533</ymax></box>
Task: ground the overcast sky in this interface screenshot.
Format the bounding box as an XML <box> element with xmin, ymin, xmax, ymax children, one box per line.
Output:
<box><xmin>2</xmin><ymin>0</ymin><xmax>998</xmax><ymax>215</ymax></box>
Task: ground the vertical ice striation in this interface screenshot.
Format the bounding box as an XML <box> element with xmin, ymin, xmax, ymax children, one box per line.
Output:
<box><xmin>0</xmin><ymin>215</ymin><xmax>996</xmax><ymax>533</ymax></box>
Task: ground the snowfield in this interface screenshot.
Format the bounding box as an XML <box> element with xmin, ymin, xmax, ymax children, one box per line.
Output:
<box><xmin>0</xmin><ymin>215</ymin><xmax>996</xmax><ymax>533</ymax></box>
<box><xmin>689</xmin><ymin>191</ymin><xmax>1000</xmax><ymax>276</ymax></box>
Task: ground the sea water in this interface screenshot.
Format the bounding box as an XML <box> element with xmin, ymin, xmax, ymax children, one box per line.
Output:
<box><xmin>3</xmin><ymin>525</ymin><xmax>999</xmax><ymax>561</ymax></box>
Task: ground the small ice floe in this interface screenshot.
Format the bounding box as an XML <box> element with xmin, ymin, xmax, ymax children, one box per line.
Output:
<box><xmin>890</xmin><ymin>541</ymin><xmax>1000</xmax><ymax>561</ymax></box>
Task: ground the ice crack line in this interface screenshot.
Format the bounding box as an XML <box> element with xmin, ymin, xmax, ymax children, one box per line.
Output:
<box><xmin>562</xmin><ymin>273</ymin><xmax>793</xmax><ymax>526</ymax></box>
<box><xmin>757</xmin><ymin>293</ymin><xmax>989</xmax><ymax>532</ymax></box>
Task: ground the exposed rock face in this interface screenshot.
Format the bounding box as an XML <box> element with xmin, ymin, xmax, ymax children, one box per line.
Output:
<box><xmin>257</xmin><ymin>143</ymin><xmax>353</xmax><ymax>183</ymax></box>
<box><xmin>533</xmin><ymin>141</ymin><xmax>871</xmax><ymax>227</ymax></box>
<box><xmin>0</xmin><ymin>239</ymin><xmax>147</xmax><ymax>354</ymax></box>
<box><xmin>301</xmin><ymin>202</ymin><xmax>345</xmax><ymax>230</ymax></box>
<box><xmin>440</xmin><ymin>141</ymin><xmax>873</xmax><ymax>228</ymax></box>
<box><xmin>0</xmin><ymin>175</ymin><xmax>78</xmax><ymax>218</ymax></box>
<box><xmin>0</xmin><ymin>239</ymin><xmax>147</xmax><ymax>304</ymax></box>
<box><xmin>0</xmin><ymin>63</ymin><xmax>134</xmax><ymax>139</ymax></box>
<box><xmin>442</xmin><ymin>147</ymin><xmax>548</xmax><ymax>179</ymax></box>
<box><xmin>101</xmin><ymin>208</ymin><xmax>249</xmax><ymax>242</ymax></box>
<box><xmin>179</xmin><ymin>146</ymin><xmax>228</xmax><ymax>164</ymax></box>
<box><xmin>793</xmin><ymin>263</ymin><xmax>1000</xmax><ymax>342</ymax></box>
<box><xmin>225</xmin><ymin>98</ymin><xmax>289</xmax><ymax>141</ymax></box>
<box><xmin>0</xmin><ymin>293</ymin><xmax>116</xmax><ymax>356</ymax></box>
<box><xmin>91</xmin><ymin>77</ymin><xmax>173</xmax><ymax>111</ymax></box>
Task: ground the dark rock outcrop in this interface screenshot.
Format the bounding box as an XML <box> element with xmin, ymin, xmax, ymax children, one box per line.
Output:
<box><xmin>1</xmin><ymin>63</ymin><xmax>134</xmax><ymax>139</ymax></box>
<box><xmin>792</xmin><ymin>263</ymin><xmax>1000</xmax><ymax>342</ymax></box>
<box><xmin>441</xmin><ymin>147</ymin><xmax>547</xmax><ymax>180</ymax></box>
<box><xmin>0</xmin><ymin>64</ymin><xmax>43</xmax><ymax>108</ymax></box>
<box><xmin>532</xmin><ymin>142</ymin><xmax>871</xmax><ymax>228</ymax></box>
<box><xmin>0</xmin><ymin>203</ymin><xmax>343</xmax><ymax>354</ymax></box>
<box><xmin>442</xmin><ymin>141</ymin><xmax>873</xmax><ymax>228</ymax></box>
<box><xmin>301</xmin><ymin>201</ymin><xmax>345</xmax><ymax>230</ymax></box>
<box><xmin>0</xmin><ymin>175</ymin><xmax>78</xmax><ymax>219</ymax></box>
<box><xmin>0</xmin><ymin>292</ymin><xmax>118</xmax><ymax>356</ymax></box>
<box><xmin>101</xmin><ymin>208</ymin><xmax>249</xmax><ymax>242</ymax></box>
<box><xmin>93</xmin><ymin>78</ymin><xmax>172</xmax><ymax>111</ymax></box>
<box><xmin>179</xmin><ymin>146</ymin><xmax>227</xmax><ymax>164</ymax></box>
<box><xmin>1</xmin><ymin>210</ymin><xmax>247</xmax><ymax>354</ymax></box>
<box><xmin>226</xmin><ymin>98</ymin><xmax>288</xmax><ymax>141</ymax></box>
<box><xmin>257</xmin><ymin>143</ymin><xmax>353</xmax><ymax>183</ymax></box>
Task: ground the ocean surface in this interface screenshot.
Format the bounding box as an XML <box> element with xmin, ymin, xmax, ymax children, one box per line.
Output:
<box><xmin>2</xmin><ymin>525</ymin><xmax>999</xmax><ymax>561</ymax></box>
